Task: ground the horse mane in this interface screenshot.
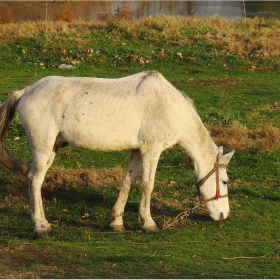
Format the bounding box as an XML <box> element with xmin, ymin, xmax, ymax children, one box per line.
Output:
<box><xmin>141</xmin><ymin>70</ymin><xmax>159</xmax><ymax>79</ymax></box>
<box><xmin>183</xmin><ymin>94</ymin><xmax>196</xmax><ymax>110</ymax></box>
<box><xmin>137</xmin><ymin>71</ymin><xmax>197</xmax><ymax>113</ymax></box>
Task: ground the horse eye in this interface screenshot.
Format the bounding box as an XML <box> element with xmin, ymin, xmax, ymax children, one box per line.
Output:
<box><xmin>223</xmin><ymin>181</ymin><xmax>228</xmax><ymax>185</ymax></box>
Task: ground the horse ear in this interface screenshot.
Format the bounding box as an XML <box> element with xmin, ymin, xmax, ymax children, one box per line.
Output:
<box><xmin>218</xmin><ymin>146</ymin><xmax>223</xmax><ymax>155</ymax></box>
<box><xmin>220</xmin><ymin>150</ymin><xmax>235</xmax><ymax>165</ymax></box>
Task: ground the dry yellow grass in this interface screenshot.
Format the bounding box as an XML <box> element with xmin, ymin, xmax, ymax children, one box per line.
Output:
<box><xmin>210</xmin><ymin>123</ymin><xmax>280</xmax><ymax>152</ymax></box>
<box><xmin>44</xmin><ymin>166</ymin><xmax>124</xmax><ymax>190</ymax></box>
<box><xmin>0</xmin><ymin>16</ymin><xmax>280</xmax><ymax>59</ymax></box>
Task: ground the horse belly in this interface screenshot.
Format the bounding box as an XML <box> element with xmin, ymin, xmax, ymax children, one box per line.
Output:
<box><xmin>60</xmin><ymin>112</ymin><xmax>141</xmax><ymax>151</ymax></box>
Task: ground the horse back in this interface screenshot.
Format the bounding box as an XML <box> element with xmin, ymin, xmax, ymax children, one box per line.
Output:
<box><xmin>17</xmin><ymin>72</ymin><xmax>188</xmax><ymax>152</ymax></box>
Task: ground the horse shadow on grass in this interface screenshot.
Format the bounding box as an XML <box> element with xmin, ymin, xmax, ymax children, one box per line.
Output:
<box><xmin>0</xmin><ymin>172</ymin><xmax>213</xmax><ymax>239</ymax></box>
<box><xmin>0</xmin><ymin>172</ymin><xmax>117</xmax><ymax>237</ymax></box>
<box><xmin>0</xmin><ymin>175</ymin><xmax>35</xmax><ymax>239</ymax></box>
<box><xmin>41</xmin><ymin>185</ymin><xmax>212</xmax><ymax>234</ymax></box>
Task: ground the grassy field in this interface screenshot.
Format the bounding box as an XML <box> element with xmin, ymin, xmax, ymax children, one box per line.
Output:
<box><xmin>0</xmin><ymin>16</ymin><xmax>280</xmax><ymax>278</ymax></box>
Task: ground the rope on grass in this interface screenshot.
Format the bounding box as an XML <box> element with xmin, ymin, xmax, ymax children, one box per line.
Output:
<box><xmin>162</xmin><ymin>203</ymin><xmax>201</xmax><ymax>230</ymax></box>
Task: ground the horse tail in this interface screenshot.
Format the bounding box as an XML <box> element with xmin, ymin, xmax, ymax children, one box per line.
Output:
<box><xmin>0</xmin><ymin>90</ymin><xmax>28</xmax><ymax>173</ymax></box>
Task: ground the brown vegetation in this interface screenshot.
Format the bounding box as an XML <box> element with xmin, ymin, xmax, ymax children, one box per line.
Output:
<box><xmin>97</xmin><ymin>1</ymin><xmax>135</xmax><ymax>21</ymax></box>
<box><xmin>44</xmin><ymin>166</ymin><xmax>124</xmax><ymax>191</ymax></box>
<box><xmin>210</xmin><ymin>123</ymin><xmax>280</xmax><ymax>152</ymax></box>
<box><xmin>54</xmin><ymin>3</ymin><xmax>76</xmax><ymax>23</ymax></box>
<box><xmin>0</xmin><ymin>16</ymin><xmax>280</xmax><ymax>59</ymax></box>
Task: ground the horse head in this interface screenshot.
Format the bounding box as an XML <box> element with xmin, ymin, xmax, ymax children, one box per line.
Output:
<box><xmin>195</xmin><ymin>147</ymin><xmax>234</xmax><ymax>221</ymax></box>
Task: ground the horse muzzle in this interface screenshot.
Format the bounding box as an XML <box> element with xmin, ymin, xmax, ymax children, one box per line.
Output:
<box><xmin>210</xmin><ymin>210</ymin><xmax>229</xmax><ymax>221</ymax></box>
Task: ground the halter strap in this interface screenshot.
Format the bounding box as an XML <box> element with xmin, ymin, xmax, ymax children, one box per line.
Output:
<box><xmin>195</xmin><ymin>154</ymin><xmax>227</xmax><ymax>204</ymax></box>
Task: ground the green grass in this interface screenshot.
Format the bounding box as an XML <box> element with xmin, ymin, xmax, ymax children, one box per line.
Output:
<box><xmin>0</xmin><ymin>17</ymin><xmax>280</xmax><ymax>278</ymax></box>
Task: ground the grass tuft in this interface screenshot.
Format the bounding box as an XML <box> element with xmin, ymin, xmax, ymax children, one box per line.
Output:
<box><xmin>45</xmin><ymin>166</ymin><xmax>124</xmax><ymax>190</ymax></box>
<box><xmin>210</xmin><ymin>123</ymin><xmax>280</xmax><ymax>152</ymax></box>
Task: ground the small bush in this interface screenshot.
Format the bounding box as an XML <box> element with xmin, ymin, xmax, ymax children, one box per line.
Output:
<box><xmin>55</xmin><ymin>3</ymin><xmax>76</xmax><ymax>23</ymax></box>
<box><xmin>97</xmin><ymin>1</ymin><xmax>135</xmax><ymax>22</ymax></box>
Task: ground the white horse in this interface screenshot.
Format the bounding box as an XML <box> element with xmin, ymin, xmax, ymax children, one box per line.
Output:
<box><xmin>0</xmin><ymin>70</ymin><xmax>234</xmax><ymax>238</ymax></box>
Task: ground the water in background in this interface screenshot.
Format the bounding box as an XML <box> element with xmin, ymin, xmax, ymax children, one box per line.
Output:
<box><xmin>1</xmin><ymin>1</ymin><xmax>280</xmax><ymax>22</ymax></box>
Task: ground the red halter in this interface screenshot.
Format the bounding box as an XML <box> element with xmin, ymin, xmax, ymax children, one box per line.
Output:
<box><xmin>195</xmin><ymin>154</ymin><xmax>228</xmax><ymax>204</ymax></box>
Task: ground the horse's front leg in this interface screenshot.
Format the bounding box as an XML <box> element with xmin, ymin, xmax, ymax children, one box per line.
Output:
<box><xmin>110</xmin><ymin>149</ymin><xmax>142</xmax><ymax>232</ymax></box>
<box><xmin>138</xmin><ymin>148</ymin><xmax>161</xmax><ymax>232</ymax></box>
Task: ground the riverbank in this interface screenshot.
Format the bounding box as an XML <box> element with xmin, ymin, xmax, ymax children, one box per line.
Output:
<box><xmin>0</xmin><ymin>16</ymin><xmax>280</xmax><ymax>59</ymax></box>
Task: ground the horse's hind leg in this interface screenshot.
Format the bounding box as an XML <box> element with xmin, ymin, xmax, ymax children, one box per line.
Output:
<box><xmin>28</xmin><ymin>148</ymin><xmax>57</xmax><ymax>238</ymax></box>
<box><xmin>110</xmin><ymin>149</ymin><xmax>142</xmax><ymax>232</ymax></box>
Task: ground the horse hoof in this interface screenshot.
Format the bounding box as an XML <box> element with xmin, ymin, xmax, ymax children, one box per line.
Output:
<box><xmin>110</xmin><ymin>225</ymin><xmax>126</xmax><ymax>232</ymax></box>
<box><xmin>34</xmin><ymin>225</ymin><xmax>52</xmax><ymax>239</ymax></box>
<box><xmin>34</xmin><ymin>230</ymin><xmax>50</xmax><ymax>239</ymax></box>
<box><xmin>142</xmin><ymin>225</ymin><xmax>160</xmax><ymax>233</ymax></box>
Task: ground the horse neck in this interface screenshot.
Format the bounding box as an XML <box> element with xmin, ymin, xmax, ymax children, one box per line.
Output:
<box><xmin>179</xmin><ymin>112</ymin><xmax>218</xmax><ymax>179</ymax></box>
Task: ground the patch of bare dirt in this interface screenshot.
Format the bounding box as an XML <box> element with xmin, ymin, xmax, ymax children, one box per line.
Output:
<box><xmin>199</xmin><ymin>77</ymin><xmax>239</xmax><ymax>87</ymax></box>
<box><xmin>0</xmin><ymin>245</ymin><xmax>63</xmax><ymax>278</ymax></box>
<box><xmin>248</xmin><ymin>66</ymin><xmax>280</xmax><ymax>72</ymax></box>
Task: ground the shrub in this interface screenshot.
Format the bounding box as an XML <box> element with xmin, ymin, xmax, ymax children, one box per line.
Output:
<box><xmin>97</xmin><ymin>1</ymin><xmax>135</xmax><ymax>22</ymax></box>
<box><xmin>55</xmin><ymin>2</ymin><xmax>76</xmax><ymax>23</ymax></box>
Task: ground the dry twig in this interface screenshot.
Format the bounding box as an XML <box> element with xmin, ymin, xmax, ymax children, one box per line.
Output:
<box><xmin>162</xmin><ymin>204</ymin><xmax>200</xmax><ymax>230</ymax></box>
<box><xmin>222</xmin><ymin>253</ymin><xmax>269</xmax><ymax>260</ymax></box>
